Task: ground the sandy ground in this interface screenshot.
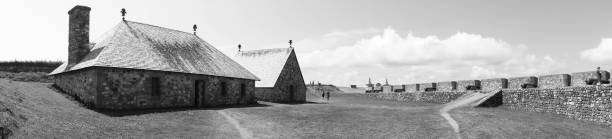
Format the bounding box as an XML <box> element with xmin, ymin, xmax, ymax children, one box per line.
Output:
<box><xmin>2</xmin><ymin>79</ymin><xmax>612</xmax><ymax>138</ymax></box>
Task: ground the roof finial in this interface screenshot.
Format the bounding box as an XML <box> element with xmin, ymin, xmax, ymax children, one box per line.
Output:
<box><xmin>121</xmin><ymin>8</ymin><xmax>126</xmax><ymax>20</ymax></box>
<box><xmin>289</xmin><ymin>40</ymin><xmax>293</xmax><ymax>48</ymax></box>
<box><xmin>193</xmin><ymin>24</ymin><xmax>197</xmax><ymax>35</ymax></box>
<box><xmin>238</xmin><ymin>44</ymin><xmax>242</xmax><ymax>52</ymax></box>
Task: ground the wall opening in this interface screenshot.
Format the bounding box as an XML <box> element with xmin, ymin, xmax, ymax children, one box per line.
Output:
<box><xmin>221</xmin><ymin>82</ymin><xmax>228</xmax><ymax>97</ymax></box>
<box><xmin>195</xmin><ymin>80</ymin><xmax>205</xmax><ymax>107</ymax></box>
<box><xmin>240</xmin><ymin>83</ymin><xmax>246</xmax><ymax>97</ymax></box>
<box><xmin>151</xmin><ymin>77</ymin><xmax>161</xmax><ymax>97</ymax></box>
<box><xmin>289</xmin><ymin>85</ymin><xmax>295</xmax><ymax>101</ymax></box>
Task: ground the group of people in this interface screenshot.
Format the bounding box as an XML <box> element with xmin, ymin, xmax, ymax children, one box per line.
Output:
<box><xmin>321</xmin><ymin>91</ymin><xmax>330</xmax><ymax>103</ymax></box>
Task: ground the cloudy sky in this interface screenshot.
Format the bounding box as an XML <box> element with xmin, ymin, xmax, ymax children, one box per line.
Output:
<box><xmin>2</xmin><ymin>0</ymin><xmax>612</xmax><ymax>86</ymax></box>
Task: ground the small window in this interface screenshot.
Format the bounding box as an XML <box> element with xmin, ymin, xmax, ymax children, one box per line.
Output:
<box><xmin>221</xmin><ymin>82</ymin><xmax>227</xmax><ymax>96</ymax></box>
<box><xmin>240</xmin><ymin>84</ymin><xmax>246</xmax><ymax>97</ymax></box>
<box><xmin>151</xmin><ymin>77</ymin><xmax>161</xmax><ymax>97</ymax></box>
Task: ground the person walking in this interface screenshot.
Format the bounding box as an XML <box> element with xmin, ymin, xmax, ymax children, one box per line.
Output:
<box><xmin>321</xmin><ymin>92</ymin><xmax>325</xmax><ymax>101</ymax></box>
<box><xmin>326</xmin><ymin>91</ymin><xmax>330</xmax><ymax>102</ymax></box>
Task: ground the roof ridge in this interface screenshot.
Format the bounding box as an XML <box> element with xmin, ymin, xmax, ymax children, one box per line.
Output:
<box><xmin>239</xmin><ymin>47</ymin><xmax>293</xmax><ymax>54</ymax></box>
<box><xmin>124</xmin><ymin>20</ymin><xmax>195</xmax><ymax>36</ymax></box>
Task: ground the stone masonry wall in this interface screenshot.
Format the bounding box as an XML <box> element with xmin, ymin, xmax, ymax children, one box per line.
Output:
<box><xmin>481</xmin><ymin>78</ymin><xmax>508</xmax><ymax>91</ymax></box>
<box><xmin>437</xmin><ymin>81</ymin><xmax>457</xmax><ymax>92</ymax></box>
<box><xmin>96</xmin><ymin>67</ymin><xmax>255</xmax><ymax>109</ymax></box>
<box><xmin>53</xmin><ymin>68</ymin><xmax>97</xmax><ymax>106</ymax></box>
<box><xmin>503</xmin><ymin>86</ymin><xmax>612</xmax><ymax>127</ymax></box>
<box><xmin>259</xmin><ymin>50</ymin><xmax>307</xmax><ymax>102</ymax></box>
<box><xmin>392</xmin><ymin>85</ymin><xmax>405</xmax><ymax>92</ymax></box>
<box><xmin>457</xmin><ymin>80</ymin><xmax>480</xmax><ymax>91</ymax></box>
<box><xmin>364</xmin><ymin>91</ymin><xmax>467</xmax><ymax>104</ymax></box>
<box><xmin>405</xmin><ymin>84</ymin><xmax>420</xmax><ymax>92</ymax></box>
<box><xmin>420</xmin><ymin>83</ymin><xmax>437</xmax><ymax>90</ymax></box>
<box><xmin>571</xmin><ymin>71</ymin><xmax>611</xmax><ymax>86</ymax></box>
<box><xmin>538</xmin><ymin>74</ymin><xmax>570</xmax><ymax>89</ymax></box>
<box><xmin>508</xmin><ymin>76</ymin><xmax>537</xmax><ymax>89</ymax></box>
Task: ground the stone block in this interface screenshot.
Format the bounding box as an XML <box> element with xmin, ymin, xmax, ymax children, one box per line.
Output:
<box><xmin>437</xmin><ymin>81</ymin><xmax>457</xmax><ymax>91</ymax></box>
<box><xmin>405</xmin><ymin>84</ymin><xmax>420</xmax><ymax>92</ymax></box>
<box><xmin>570</xmin><ymin>71</ymin><xmax>610</xmax><ymax>86</ymax></box>
<box><xmin>538</xmin><ymin>74</ymin><xmax>570</xmax><ymax>89</ymax></box>
<box><xmin>481</xmin><ymin>78</ymin><xmax>508</xmax><ymax>91</ymax></box>
<box><xmin>508</xmin><ymin>76</ymin><xmax>537</xmax><ymax>89</ymax></box>
<box><xmin>457</xmin><ymin>80</ymin><xmax>481</xmax><ymax>91</ymax></box>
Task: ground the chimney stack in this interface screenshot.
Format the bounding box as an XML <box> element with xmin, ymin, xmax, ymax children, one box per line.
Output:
<box><xmin>67</xmin><ymin>5</ymin><xmax>91</xmax><ymax>66</ymax></box>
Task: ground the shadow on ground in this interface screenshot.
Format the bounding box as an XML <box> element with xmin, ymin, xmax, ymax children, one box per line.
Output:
<box><xmin>93</xmin><ymin>103</ymin><xmax>272</xmax><ymax>117</ymax></box>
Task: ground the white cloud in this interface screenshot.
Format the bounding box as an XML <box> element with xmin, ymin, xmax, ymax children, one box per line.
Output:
<box><xmin>581</xmin><ymin>38</ymin><xmax>612</xmax><ymax>62</ymax></box>
<box><xmin>281</xmin><ymin>28</ymin><xmax>565</xmax><ymax>86</ymax></box>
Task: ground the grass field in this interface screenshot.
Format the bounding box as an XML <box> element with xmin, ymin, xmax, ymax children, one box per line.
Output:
<box><xmin>1</xmin><ymin>79</ymin><xmax>612</xmax><ymax>138</ymax></box>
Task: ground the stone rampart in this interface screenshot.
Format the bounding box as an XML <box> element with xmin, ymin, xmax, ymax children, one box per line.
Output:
<box><xmin>437</xmin><ymin>81</ymin><xmax>457</xmax><ymax>92</ymax></box>
<box><xmin>481</xmin><ymin>78</ymin><xmax>508</xmax><ymax>91</ymax></box>
<box><xmin>382</xmin><ymin>86</ymin><xmax>393</xmax><ymax>93</ymax></box>
<box><xmin>419</xmin><ymin>83</ymin><xmax>437</xmax><ymax>91</ymax></box>
<box><xmin>405</xmin><ymin>84</ymin><xmax>420</xmax><ymax>92</ymax></box>
<box><xmin>503</xmin><ymin>86</ymin><xmax>612</xmax><ymax>127</ymax></box>
<box><xmin>538</xmin><ymin>74</ymin><xmax>570</xmax><ymax>89</ymax></box>
<box><xmin>363</xmin><ymin>91</ymin><xmax>467</xmax><ymax>104</ymax></box>
<box><xmin>457</xmin><ymin>80</ymin><xmax>480</xmax><ymax>91</ymax></box>
<box><xmin>508</xmin><ymin>76</ymin><xmax>537</xmax><ymax>89</ymax></box>
<box><xmin>570</xmin><ymin>71</ymin><xmax>611</xmax><ymax>86</ymax></box>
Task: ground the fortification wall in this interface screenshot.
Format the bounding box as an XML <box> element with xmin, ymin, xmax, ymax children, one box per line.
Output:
<box><xmin>364</xmin><ymin>69</ymin><xmax>612</xmax><ymax>127</ymax></box>
<box><xmin>481</xmin><ymin>78</ymin><xmax>508</xmax><ymax>91</ymax></box>
<box><xmin>570</xmin><ymin>71</ymin><xmax>610</xmax><ymax>86</ymax></box>
<box><xmin>457</xmin><ymin>80</ymin><xmax>480</xmax><ymax>91</ymax></box>
<box><xmin>538</xmin><ymin>74</ymin><xmax>570</xmax><ymax>89</ymax></box>
<box><xmin>405</xmin><ymin>84</ymin><xmax>420</xmax><ymax>92</ymax></box>
<box><xmin>508</xmin><ymin>76</ymin><xmax>537</xmax><ymax>89</ymax></box>
<box><xmin>363</xmin><ymin>91</ymin><xmax>467</xmax><ymax>104</ymax></box>
<box><xmin>437</xmin><ymin>81</ymin><xmax>457</xmax><ymax>92</ymax></box>
<box><xmin>503</xmin><ymin>86</ymin><xmax>612</xmax><ymax>127</ymax></box>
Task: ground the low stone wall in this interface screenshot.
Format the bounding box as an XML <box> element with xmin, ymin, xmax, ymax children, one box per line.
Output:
<box><xmin>481</xmin><ymin>78</ymin><xmax>508</xmax><ymax>91</ymax></box>
<box><xmin>503</xmin><ymin>86</ymin><xmax>612</xmax><ymax>127</ymax></box>
<box><xmin>571</xmin><ymin>71</ymin><xmax>611</xmax><ymax>86</ymax></box>
<box><xmin>538</xmin><ymin>74</ymin><xmax>570</xmax><ymax>89</ymax></box>
<box><xmin>364</xmin><ymin>91</ymin><xmax>467</xmax><ymax>104</ymax></box>
<box><xmin>457</xmin><ymin>80</ymin><xmax>480</xmax><ymax>91</ymax></box>
<box><xmin>53</xmin><ymin>68</ymin><xmax>97</xmax><ymax>106</ymax></box>
<box><xmin>508</xmin><ymin>76</ymin><xmax>537</xmax><ymax>89</ymax></box>
<box><xmin>437</xmin><ymin>81</ymin><xmax>457</xmax><ymax>92</ymax></box>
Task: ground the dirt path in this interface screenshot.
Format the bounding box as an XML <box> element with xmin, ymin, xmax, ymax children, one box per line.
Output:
<box><xmin>439</xmin><ymin>91</ymin><xmax>497</xmax><ymax>139</ymax></box>
<box><xmin>217</xmin><ymin>110</ymin><xmax>253</xmax><ymax>139</ymax></box>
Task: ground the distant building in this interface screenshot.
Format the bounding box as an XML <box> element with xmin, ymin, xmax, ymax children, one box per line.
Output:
<box><xmin>233</xmin><ymin>47</ymin><xmax>306</xmax><ymax>102</ymax></box>
<box><xmin>49</xmin><ymin>5</ymin><xmax>259</xmax><ymax>110</ymax></box>
<box><xmin>366</xmin><ymin>78</ymin><xmax>374</xmax><ymax>87</ymax></box>
<box><xmin>350</xmin><ymin>85</ymin><xmax>357</xmax><ymax>88</ymax></box>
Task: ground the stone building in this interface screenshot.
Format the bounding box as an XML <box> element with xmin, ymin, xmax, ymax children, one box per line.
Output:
<box><xmin>233</xmin><ymin>47</ymin><xmax>306</xmax><ymax>102</ymax></box>
<box><xmin>49</xmin><ymin>5</ymin><xmax>260</xmax><ymax>110</ymax></box>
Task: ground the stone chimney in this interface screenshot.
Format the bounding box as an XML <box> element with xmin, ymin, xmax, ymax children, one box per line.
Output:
<box><xmin>67</xmin><ymin>5</ymin><xmax>91</xmax><ymax>66</ymax></box>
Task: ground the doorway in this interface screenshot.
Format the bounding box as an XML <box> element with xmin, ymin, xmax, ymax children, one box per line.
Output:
<box><xmin>289</xmin><ymin>85</ymin><xmax>295</xmax><ymax>102</ymax></box>
<box><xmin>195</xmin><ymin>80</ymin><xmax>205</xmax><ymax>107</ymax></box>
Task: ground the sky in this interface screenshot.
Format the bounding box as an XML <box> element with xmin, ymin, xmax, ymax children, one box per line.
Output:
<box><xmin>2</xmin><ymin>0</ymin><xmax>612</xmax><ymax>86</ymax></box>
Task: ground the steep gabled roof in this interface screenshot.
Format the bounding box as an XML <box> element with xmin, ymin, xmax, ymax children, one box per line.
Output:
<box><xmin>233</xmin><ymin>48</ymin><xmax>294</xmax><ymax>87</ymax></box>
<box><xmin>50</xmin><ymin>20</ymin><xmax>259</xmax><ymax>81</ymax></box>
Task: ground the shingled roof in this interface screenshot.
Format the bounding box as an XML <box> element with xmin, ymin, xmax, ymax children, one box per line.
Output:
<box><xmin>50</xmin><ymin>20</ymin><xmax>259</xmax><ymax>81</ymax></box>
<box><xmin>233</xmin><ymin>48</ymin><xmax>294</xmax><ymax>87</ymax></box>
